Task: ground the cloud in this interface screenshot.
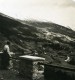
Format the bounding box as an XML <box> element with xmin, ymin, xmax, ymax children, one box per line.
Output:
<box><xmin>0</xmin><ymin>0</ymin><xmax>75</xmax><ymax>30</ymax></box>
<box><xmin>59</xmin><ymin>0</ymin><xmax>75</xmax><ymax>7</ymax></box>
<box><xmin>29</xmin><ymin>0</ymin><xmax>75</xmax><ymax>7</ymax></box>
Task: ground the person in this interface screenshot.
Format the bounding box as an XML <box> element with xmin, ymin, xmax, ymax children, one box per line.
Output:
<box><xmin>1</xmin><ymin>41</ymin><xmax>13</xmax><ymax>69</ymax></box>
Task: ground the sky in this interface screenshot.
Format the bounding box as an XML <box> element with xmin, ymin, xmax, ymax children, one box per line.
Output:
<box><xmin>0</xmin><ymin>0</ymin><xmax>75</xmax><ymax>30</ymax></box>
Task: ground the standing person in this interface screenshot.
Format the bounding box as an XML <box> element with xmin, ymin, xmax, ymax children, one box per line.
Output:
<box><xmin>1</xmin><ymin>41</ymin><xmax>12</xmax><ymax>69</ymax></box>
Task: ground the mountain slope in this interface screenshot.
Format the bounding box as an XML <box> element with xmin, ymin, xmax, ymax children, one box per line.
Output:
<box><xmin>0</xmin><ymin>13</ymin><xmax>75</xmax><ymax>64</ymax></box>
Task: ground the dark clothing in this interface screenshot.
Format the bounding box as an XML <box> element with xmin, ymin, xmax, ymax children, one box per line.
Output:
<box><xmin>1</xmin><ymin>50</ymin><xmax>10</xmax><ymax>69</ymax></box>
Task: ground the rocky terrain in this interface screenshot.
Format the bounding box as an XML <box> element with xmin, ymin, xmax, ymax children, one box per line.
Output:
<box><xmin>0</xmin><ymin>13</ymin><xmax>75</xmax><ymax>64</ymax></box>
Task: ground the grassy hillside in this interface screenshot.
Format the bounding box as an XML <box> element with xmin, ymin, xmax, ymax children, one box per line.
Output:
<box><xmin>0</xmin><ymin>13</ymin><xmax>75</xmax><ymax>65</ymax></box>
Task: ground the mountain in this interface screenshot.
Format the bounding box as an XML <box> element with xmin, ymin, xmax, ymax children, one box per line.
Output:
<box><xmin>0</xmin><ymin>13</ymin><xmax>75</xmax><ymax>64</ymax></box>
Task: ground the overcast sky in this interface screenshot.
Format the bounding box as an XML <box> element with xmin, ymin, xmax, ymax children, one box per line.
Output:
<box><xmin>0</xmin><ymin>0</ymin><xmax>75</xmax><ymax>30</ymax></box>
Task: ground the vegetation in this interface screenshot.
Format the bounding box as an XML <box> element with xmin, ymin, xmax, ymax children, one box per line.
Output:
<box><xmin>0</xmin><ymin>13</ymin><xmax>75</xmax><ymax>64</ymax></box>
<box><xmin>0</xmin><ymin>13</ymin><xmax>75</xmax><ymax>80</ymax></box>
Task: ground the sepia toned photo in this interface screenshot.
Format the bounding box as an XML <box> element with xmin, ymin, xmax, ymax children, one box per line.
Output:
<box><xmin>0</xmin><ymin>0</ymin><xmax>75</xmax><ymax>80</ymax></box>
